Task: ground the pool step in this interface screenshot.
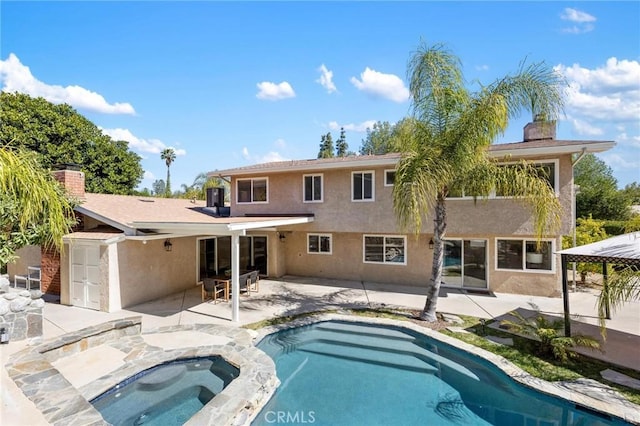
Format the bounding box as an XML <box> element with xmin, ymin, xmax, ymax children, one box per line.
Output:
<box><xmin>313</xmin><ymin>321</ymin><xmax>417</xmax><ymax>343</ymax></box>
<box><xmin>299</xmin><ymin>341</ymin><xmax>438</xmax><ymax>374</ymax></box>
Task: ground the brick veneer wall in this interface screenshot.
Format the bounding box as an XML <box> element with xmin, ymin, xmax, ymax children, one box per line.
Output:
<box><xmin>41</xmin><ymin>170</ymin><xmax>87</xmax><ymax>296</ymax></box>
<box><xmin>40</xmin><ymin>246</ymin><xmax>60</xmax><ymax>295</ymax></box>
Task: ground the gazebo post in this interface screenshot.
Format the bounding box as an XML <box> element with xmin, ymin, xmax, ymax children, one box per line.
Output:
<box><xmin>602</xmin><ymin>261</ymin><xmax>611</xmax><ymax>319</ymax></box>
<box><xmin>561</xmin><ymin>254</ymin><xmax>571</xmax><ymax>336</ymax></box>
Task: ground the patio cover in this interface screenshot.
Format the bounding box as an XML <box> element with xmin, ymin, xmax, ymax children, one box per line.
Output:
<box><xmin>556</xmin><ymin>232</ymin><xmax>640</xmax><ymax>335</ymax></box>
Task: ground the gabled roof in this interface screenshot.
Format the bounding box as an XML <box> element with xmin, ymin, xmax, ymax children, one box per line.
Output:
<box><xmin>212</xmin><ymin>139</ymin><xmax>614</xmax><ymax>177</ymax></box>
<box><xmin>557</xmin><ymin>232</ymin><xmax>640</xmax><ymax>265</ymax></box>
<box><xmin>75</xmin><ymin>193</ymin><xmax>313</xmax><ymax>237</ymax></box>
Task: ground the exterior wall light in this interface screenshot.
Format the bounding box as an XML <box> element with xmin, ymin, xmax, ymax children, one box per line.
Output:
<box><xmin>428</xmin><ymin>238</ymin><xmax>434</xmax><ymax>250</ymax></box>
<box><xmin>164</xmin><ymin>239</ymin><xmax>173</xmax><ymax>252</ymax></box>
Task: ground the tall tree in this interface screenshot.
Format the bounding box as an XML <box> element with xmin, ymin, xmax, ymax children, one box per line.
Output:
<box><xmin>152</xmin><ymin>179</ymin><xmax>166</xmax><ymax>196</ymax></box>
<box><xmin>317</xmin><ymin>133</ymin><xmax>334</xmax><ymax>158</ymax></box>
<box><xmin>393</xmin><ymin>43</ymin><xmax>565</xmax><ymax>321</ymax></box>
<box><xmin>622</xmin><ymin>182</ymin><xmax>640</xmax><ymax>205</ymax></box>
<box><xmin>335</xmin><ymin>127</ymin><xmax>348</xmax><ymax>157</ymax></box>
<box><xmin>359</xmin><ymin>118</ymin><xmax>417</xmax><ymax>155</ymax></box>
<box><xmin>574</xmin><ymin>154</ymin><xmax>630</xmax><ymax>220</ymax></box>
<box><xmin>1</xmin><ymin>146</ymin><xmax>75</xmax><ymax>267</ymax></box>
<box><xmin>0</xmin><ymin>92</ymin><xmax>143</xmax><ymax>194</ymax></box>
<box><xmin>160</xmin><ymin>148</ymin><xmax>176</xmax><ymax>197</ymax></box>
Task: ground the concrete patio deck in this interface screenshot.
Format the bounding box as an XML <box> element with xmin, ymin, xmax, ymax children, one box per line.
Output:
<box><xmin>2</xmin><ymin>276</ymin><xmax>639</xmax><ymax>425</ymax></box>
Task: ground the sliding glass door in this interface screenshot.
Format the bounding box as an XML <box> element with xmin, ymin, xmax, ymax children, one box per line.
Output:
<box><xmin>198</xmin><ymin>235</ymin><xmax>267</xmax><ymax>281</ymax></box>
<box><xmin>442</xmin><ymin>239</ymin><xmax>487</xmax><ymax>289</ymax></box>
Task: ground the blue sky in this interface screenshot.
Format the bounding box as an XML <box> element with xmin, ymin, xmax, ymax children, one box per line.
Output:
<box><xmin>1</xmin><ymin>1</ymin><xmax>639</xmax><ymax>191</ymax></box>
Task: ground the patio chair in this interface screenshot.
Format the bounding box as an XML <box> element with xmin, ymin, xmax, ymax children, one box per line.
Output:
<box><xmin>14</xmin><ymin>273</ymin><xmax>29</xmax><ymax>289</ymax></box>
<box><xmin>202</xmin><ymin>278</ymin><xmax>227</xmax><ymax>303</ymax></box>
<box><xmin>238</xmin><ymin>272</ymin><xmax>252</xmax><ymax>296</ymax></box>
<box><xmin>248</xmin><ymin>270</ymin><xmax>259</xmax><ymax>293</ymax></box>
<box><xmin>27</xmin><ymin>266</ymin><xmax>41</xmax><ymax>290</ymax></box>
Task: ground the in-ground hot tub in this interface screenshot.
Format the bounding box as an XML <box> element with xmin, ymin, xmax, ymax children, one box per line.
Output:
<box><xmin>91</xmin><ymin>356</ymin><xmax>239</xmax><ymax>426</ymax></box>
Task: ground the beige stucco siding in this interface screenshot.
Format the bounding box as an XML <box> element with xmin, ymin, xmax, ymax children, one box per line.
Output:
<box><xmin>229</xmin><ymin>154</ymin><xmax>574</xmax><ymax>237</ymax></box>
<box><xmin>116</xmin><ymin>238</ymin><xmax>199</xmax><ymax>308</ymax></box>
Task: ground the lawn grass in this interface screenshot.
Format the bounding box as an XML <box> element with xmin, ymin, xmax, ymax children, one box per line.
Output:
<box><xmin>444</xmin><ymin>314</ymin><xmax>640</xmax><ymax>405</ymax></box>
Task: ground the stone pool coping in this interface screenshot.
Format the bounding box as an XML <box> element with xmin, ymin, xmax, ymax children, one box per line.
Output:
<box><xmin>253</xmin><ymin>313</ymin><xmax>640</xmax><ymax>426</ymax></box>
<box><xmin>6</xmin><ymin>316</ymin><xmax>279</xmax><ymax>426</ymax></box>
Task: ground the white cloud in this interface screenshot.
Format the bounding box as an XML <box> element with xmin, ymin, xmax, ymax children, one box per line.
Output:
<box><xmin>350</xmin><ymin>67</ymin><xmax>409</xmax><ymax>103</ymax></box>
<box><xmin>560</xmin><ymin>8</ymin><xmax>596</xmax><ymax>34</ymax></box>
<box><xmin>316</xmin><ymin>64</ymin><xmax>337</xmax><ymax>94</ymax></box>
<box><xmin>101</xmin><ymin>127</ymin><xmax>186</xmax><ymax>156</ymax></box>
<box><xmin>0</xmin><ymin>53</ymin><xmax>135</xmax><ymax>115</ymax></box>
<box><xmin>560</xmin><ymin>8</ymin><xmax>596</xmax><ymax>23</ymax></box>
<box><xmin>601</xmin><ymin>152</ymin><xmax>640</xmax><ymax>170</ymax></box>
<box><xmin>258</xmin><ymin>151</ymin><xmax>289</xmax><ymax>163</ymax></box>
<box><xmin>475</xmin><ymin>65</ymin><xmax>489</xmax><ymax>71</ymax></box>
<box><xmin>256</xmin><ymin>81</ymin><xmax>296</xmax><ymax>101</ymax></box>
<box><xmin>143</xmin><ymin>171</ymin><xmax>155</xmax><ymax>180</ymax></box>
<box><xmin>570</xmin><ymin>118</ymin><xmax>604</xmax><ymax>136</ymax></box>
<box><xmin>328</xmin><ymin>120</ymin><xmax>377</xmax><ymax>132</ymax></box>
<box><xmin>617</xmin><ymin>132</ymin><xmax>640</xmax><ymax>148</ymax></box>
<box><xmin>241</xmin><ymin>146</ymin><xmax>289</xmax><ymax>164</ymax></box>
<box><xmin>554</xmin><ymin>58</ymin><xmax>640</xmax><ymax>123</ymax></box>
<box><xmin>274</xmin><ymin>138</ymin><xmax>287</xmax><ymax>149</ymax></box>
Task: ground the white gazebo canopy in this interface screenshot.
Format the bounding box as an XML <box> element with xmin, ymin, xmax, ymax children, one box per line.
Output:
<box><xmin>558</xmin><ymin>232</ymin><xmax>640</xmax><ymax>265</ymax></box>
<box><xmin>556</xmin><ymin>232</ymin><xmax>640</xmax><ymax>336</ymax></box>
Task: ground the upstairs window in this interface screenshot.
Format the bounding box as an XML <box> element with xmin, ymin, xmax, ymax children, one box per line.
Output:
<box><xmin>384</xmin><ymin>170</ymin><xmax>396</xmax><ymax>186</ymax></box>
<box><xmin>352</xmin><ymin>171</ymin><xmax>374</xmax><ymax>201</ymax></box>
<box><xmin>237</xmin><ymin>178</ymin><xmax>268</xmax><ymax>203</ymax></box>
<box><xmin>303</xmin><ymin>174</ymin><xmax>323</xmax><ymax>202</ymax></box>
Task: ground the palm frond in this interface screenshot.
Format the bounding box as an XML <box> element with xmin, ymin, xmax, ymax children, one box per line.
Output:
<box><xmin>0</xmin><ymin>146</ymin><xmax>75</xmax><ymax>250</ymax></box>
<box><xmin>598</xmin><ymin>266</ymin><xmax>640</xmax><ymax>334</ymax></box>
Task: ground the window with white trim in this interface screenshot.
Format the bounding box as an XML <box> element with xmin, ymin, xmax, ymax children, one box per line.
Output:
<box><xmin>308</xmin><ymin>234</ymin><xmax>332</xmax><ymax>254</ymax></box>
<box><xmin>237</xmin><ymin>178</ymin><xmax>268</xmax><ymax>203</ymax></box>
<box><xmin>496</xmin><ymin>238</ymin><xmax>553</xmax><ymax>272</ymax></box>
<box><xmin>363</xmin><ymin>235</ymin><xmax>406</xmax><ymax>264</ymax></box>
<box><xmin>384</xmin><ymin>169</ymin><xmax>396</xmax><ymax>186</ymax></box>
<box><xmin>447</xmin><ymin>160</ymin><xmax>559</xmax><ymax>199</ymax></box>
<box><xmin>303</xmin><ymin>174</ymin><xmax>323</xmax><ymax>202</ymax></box>
<box><xmin>352</xmin><ymin>171</ymin><xmax>374</xmax><ymax>201</ymax></box>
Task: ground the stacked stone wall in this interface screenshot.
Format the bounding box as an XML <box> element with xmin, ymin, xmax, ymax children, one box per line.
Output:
<box><xmin>0</xmin><ymin>276</ymin><xmax>44</xmax><ymax>341</ymax></box>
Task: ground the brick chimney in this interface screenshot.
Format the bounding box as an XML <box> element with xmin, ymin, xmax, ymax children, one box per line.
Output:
<box><xmin>523</xmin><ymin>116</ymin><xmax>556</xmax><ymax>142</ymax></box>
<box><xmin>52</xmin><ymin>163</ymin><xmax>85</xmax><ymax>199</ymax></box>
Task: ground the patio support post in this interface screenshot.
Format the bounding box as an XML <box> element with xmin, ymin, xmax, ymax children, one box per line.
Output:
<box><xmin>561</xmin><ymin>254</ymin><xmax>571</xmax><ymax>336</ymax></box>
<box><xmin>602</xmin><ymin>261</ymin><xmax>611</xmax><ymax>319</ymax></box>
<box><xmin>231</xmin><ymin>232</ymin><xmax>240</xmax><ymax>322</ymax></box>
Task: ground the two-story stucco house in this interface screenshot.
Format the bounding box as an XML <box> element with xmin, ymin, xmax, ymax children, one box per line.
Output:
<box><xmin>211</xmin><ymin>122</ymin><xmax>614</xmax><ymax>298</ymax></box>
<box><xmin>13</xmin><ymin>121</ymin><xmax>613</xmax><ymax>319</ymax></box>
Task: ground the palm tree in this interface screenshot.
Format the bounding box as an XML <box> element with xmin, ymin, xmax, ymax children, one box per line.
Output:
<box><xmin>393</xmin><ymin>42</ymin><xmax>565</xmax><ymax>322</ymax></box>
<box><xmin>501</xmin><ymin>310</ymin><xmax>601</xmax><ymax>362</ymax></box>
<box><xmin>160</xmin><ymin>148</ymin><xmax>176</xmax><ymax>197</ymax></box>
<box><xmin>0</xmin><ymin>146</ymin><xmax>75</xmax><ymax>266</ymax></box>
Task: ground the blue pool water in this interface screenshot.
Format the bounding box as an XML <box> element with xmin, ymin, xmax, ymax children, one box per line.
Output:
<box><xmin>91</xmin><ymin>356</ymin><xmax>239</xmax><ymax>426</ymax></box>
<box><xmin>254</xmin><ymin>321</ymin><xmax>629</xmax><ymax>426</ymax></box>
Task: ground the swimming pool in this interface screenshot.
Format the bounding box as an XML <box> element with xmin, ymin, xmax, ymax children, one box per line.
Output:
<box><xmin>254</xmin><ymin>320</ymin><xmax>630</xmax><ymax>426</ymax></box>
<box><xmin>91</xmin><ymin>356</ymin><xmax>239</xmax><ymax>426</ymax></box>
